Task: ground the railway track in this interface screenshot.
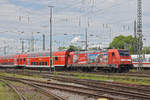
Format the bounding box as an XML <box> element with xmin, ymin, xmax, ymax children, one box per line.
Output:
<box><xmin>0</xmin><ymin>75</ymin><xmax>117</xmax><ymax>100</ymax></box>
<box><xmin>21</xmin><ymin>80</ymin><xmax>66</xmax><ymax>100</ymax></box>
<box><xmin>4</xmin><ymin>69</ymin><xmax>150</xmax><ymax>79</ymax></box>
<box><xmin>48</xmin><ymin>75</ymin><xmax>150</xmax><ymax>93</ymax></box>
<box><xmin>0</xmin><ymin>80</ymin><xmax>28</xmax><ymax>100</ymax></box>
<box><xmin>0</xmin><ymin>76</ymin><xmax>65</xmax><ymax>100</ymax></box>
<box><xmin>1</xmin><ymin>68</ymin><xmax>150</xmax><ymax>80</ymax></box>
<box><xmin>9</xmin><ymin>69</ymin><xmax>150</xmax><ymax>85</ymax></box>
<box><xmin>1</xmin><ymin>75</ymin><xmax>150</xmax><ymax>100</ymax></box>
<box><xmin>44</xmin><ymin>75</ymin><xmax>150</xmax><ymax>100</ymax></box>
<box><xmin>1</xmin><ymin>69</ymin><xmax>150</xmax><ymax>99</ymax></box>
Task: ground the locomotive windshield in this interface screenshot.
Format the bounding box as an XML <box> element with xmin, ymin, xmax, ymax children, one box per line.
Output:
<box><xmin>118</xmin><ymin>50</ymin><xmax>130</xmax><ymax>56</ymax></box>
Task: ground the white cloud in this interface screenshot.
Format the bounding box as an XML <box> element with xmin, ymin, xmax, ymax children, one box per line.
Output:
<box><xmin>71</xmin><ymin>36</ymin><xmax>80</xmax><ymax>43</ymax></box>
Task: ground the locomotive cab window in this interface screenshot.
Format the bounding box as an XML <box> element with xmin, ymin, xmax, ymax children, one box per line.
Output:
<box><xmin>118</xmin><ymin>50</ymin><xmax>129</xmax><ymax>56</ymax></box>
<box><xmin>55</xmin><ymin>56</ymin><xmax>58</xmax><ymax>61</ymax></box>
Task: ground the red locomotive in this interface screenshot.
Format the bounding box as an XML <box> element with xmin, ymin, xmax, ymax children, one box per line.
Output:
<box><xmin>0</xmin><ymin>49</ymin><xmax>133</xmax><ymax>72</ymax></box>
<box><xmin>67</xmin><ymin>49</ymin><xmax>132</xmax><ymax>72</ymax></box>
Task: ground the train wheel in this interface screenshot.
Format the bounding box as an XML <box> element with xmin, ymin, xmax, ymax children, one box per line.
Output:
<box><xmin>119</xmin><ymin>68</ymin><xmax>123</xmax><ymax>73</ymax></box>
<box><xmin>114</xmin><ymin>68</ymin><xmax>122</xmax><ymax>73</ymax></box>
<box><xmin>111</xmin><ymin>68</ymin><xmax>116</xmax><ymax>73</ymax></box>
<box><xmin>103</xmin><ymin>69</ymin><xmax>110</xmax><ymax>73</ymax></box>
<box><xmin>124</xmin><ymin>67</ymin><xmax>129</xmax><ymax>73</ymax></box>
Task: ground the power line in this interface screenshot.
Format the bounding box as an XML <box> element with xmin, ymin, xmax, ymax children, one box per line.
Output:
<box><xmin>82</xmin><ymin>0</ymin><xmax>132</xmax><ymax>17</ymax></box>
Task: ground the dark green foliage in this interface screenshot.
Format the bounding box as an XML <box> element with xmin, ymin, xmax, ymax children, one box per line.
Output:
<box><xmin>68</xmin><ymin>45</ymin><xmax>81</xmax><ymax>51</ymax></box>
<box><xmin>89</xmin><ymin>47</ymin><xmax>98</xmax><ymax>50</ymax></box>
<box><xmin>58</xmin><ymin>47</ymin><xmax>67</xmax><ymax>51</ymax></box>
<box><xmin>142</xmin><ymin>47</ymin><xmax>150</xmax><ymax>54</ymax></box>
<box><xmin>109</xmin><ymin>35</ymin><xmax>136</xmax><ymax>54</ymax></box>
<box><xmin>58</xmin><ymin>45</ymin><xmax>81</xmax><ymax>51</ymax></box>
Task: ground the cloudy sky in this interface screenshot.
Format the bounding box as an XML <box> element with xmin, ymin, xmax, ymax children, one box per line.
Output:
<box><xmin>0</xmin><ymin>0</ymin><xmax>150</xmax><ymax>55</ymax></box>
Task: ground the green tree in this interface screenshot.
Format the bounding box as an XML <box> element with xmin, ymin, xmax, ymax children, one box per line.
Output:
<box><xmin>142</xmin><ymin>47</ymin><xmax>150</xmax><ymax>54</ymax></box>
<box><xmin>58</xmin><ymin>46</ymin><xmax>67</xmax><ymax>51</ymax></box>
<box><xmin>89</xmin><ymin>47</ymin><xmax>101</xmax><ymax>50</ymax></box>
<box><xmin>109</xmin><ymin>35</ymin><xmax>136</xmax><ymax>54</ymax></box>
<box><xmin>68</xmin><ymin>45</ymin><xmax>81</xmax><ymax>51</ymax></box>
<box><xmin>58</xmin><ymin>45</ymin><xmax>81</xmax><ymax>51</ymax></box>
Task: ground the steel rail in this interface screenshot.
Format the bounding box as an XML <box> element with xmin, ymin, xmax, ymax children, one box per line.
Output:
<box><xmin>0</xmin><ymin>75</ymin><xmax>122</xmax><ymax>100</ymax></box>
<box><xmin>1</xmin><ymin>80</ymin><xmax>28</xmax><ymax>100</ymax></box>
<box><xmin>0</xmin><ymin>76</ymin><xmax>66</xmax><ymax>100</ymax></box>
<box><xmin>1</xmin><ymin>75</ymin><xmax>150</xmax><ymax>100</ymax></box>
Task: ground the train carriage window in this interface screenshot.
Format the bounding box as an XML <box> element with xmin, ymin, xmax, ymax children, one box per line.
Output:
<box><xmin>45</xmin><ymin>62</ymin><xmax>47</xmax><ymax>65</ymax></box>
<box><xmin>34</xmin><ymin>62</ymin><xmax>36</xmax><ymax>65</ymax></box>
<box><xmin>42</xmin><ymin>62</ymin><xmax>45</xmax><ymax>65</ymax></box>
<box><xmin>17</xmin><ymin>58</ymin><xmax>19</xmax><ymax>62</ymax></box>
<box><xmin>31</xmin><ymin>62</ymin><xmax>33</xmax><ymax>65</ymax></box>
<box><xmin>39</xmin><ymin>62</ymin><xmax>41</xmax><ymax>65</ymax></box>
<box><xmin>55</xmin><ymin>56</ymin><xmax>58</xmax><ymax>61</ymax></box>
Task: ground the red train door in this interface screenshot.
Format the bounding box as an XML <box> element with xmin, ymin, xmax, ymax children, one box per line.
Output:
<box><xmin>108</xmin><ymin>52</ymin><xmax>116</xmax><ymax>64</ymax></box>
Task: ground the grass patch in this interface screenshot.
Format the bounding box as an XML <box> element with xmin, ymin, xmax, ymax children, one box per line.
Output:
<box><xmin>0</xmin><ymin>72</ymin><xmax>45</xmax><ymax>81</ymax></box>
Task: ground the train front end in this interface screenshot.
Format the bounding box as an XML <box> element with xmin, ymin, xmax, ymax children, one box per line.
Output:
<box><xmin>118</xmin><ymin>49</ymin><xmax>133</xmax><ymax>72</ymax></box>
<box><xmin>108</xmin><ymin>49</ymin><xmax>133</xmax><ymax>72</ymax></box>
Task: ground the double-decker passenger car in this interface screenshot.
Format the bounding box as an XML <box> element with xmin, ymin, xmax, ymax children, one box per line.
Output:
<box><xmin>0</xmin><ymin>55</ymin><xmax>15</xmax><ymax>68</ymax></box>
<box><xmin>25</xmin><ymin>51</ymin><xmax>68</xmax><ymax>69</ymax></box>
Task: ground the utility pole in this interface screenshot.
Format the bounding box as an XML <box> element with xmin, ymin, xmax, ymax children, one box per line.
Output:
<box><xmin>134</xmin><ymin>20</ymin><xmax>137</xmax><ymax>54</ymax></box>
<box><xmin>31</xmin><ymin>32</ymin><xmax>34</xmax><ymax>52</ymax></box>
<box><xmin>43</xmin><ymin>34</ymin><xmax>46</xmax><ymax>51</ymax></box>
<box><xmin>4</xmin><ymin>47</ymin><xmax>6</xmax><ymax>55</ymax></box>
<box><xmin>85</xmin><ymin>28</ymin><xmax>88</xmax><ymax>51</ymax></box>
<box><xmin>21</xmin><ymin>40</ymin><xmax>24</xmax><ymax>53</ymax></box>
<box><xmin>48</xmin><ymin>6</ymin><xmax>54</xmax><ymax>71</ymax></box>
<box><xmin>137</xmin><ymin>0</ymin><xmax>143</xmax><ymax>70</ymax></box>
<box><xmin>28</xmin><ymin>40</ymin><xmax>30</xmax><ymax>52</ymax></box>
<box><xmin>134</xmin><ymin>20</ymin><xmax>137</xmax><ymax>39</ymax></box>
